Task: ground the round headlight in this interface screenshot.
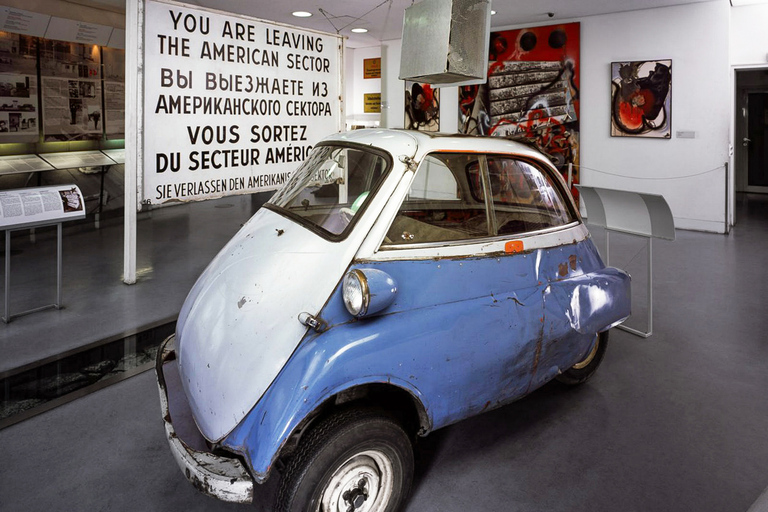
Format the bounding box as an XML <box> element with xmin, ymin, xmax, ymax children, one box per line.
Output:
<box><xmin>342</xmin><ymin>270</ymin><xmax>369</xmax><ymax>317</ymax></box>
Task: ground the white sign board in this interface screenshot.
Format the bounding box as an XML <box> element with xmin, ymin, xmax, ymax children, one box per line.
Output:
<box><xmin>141</xmin><ymin>0</ymin><xmax>343</xmax><ymax>205</ymax></box>
<box><xmin>0</xmin><ymin>185</ymin><xmax>85</xmax><ymax>229</ymax></box>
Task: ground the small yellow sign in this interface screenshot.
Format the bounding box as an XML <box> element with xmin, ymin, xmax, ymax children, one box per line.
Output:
<box><xmin>363</xmin><ymin>58</ymin><xmax>381</xmax><ymax>79</ymax></box>
<box><xmin>364</xmin><ymin>93</ymin><xmax>381</xmax><ymax>113</ymax></box>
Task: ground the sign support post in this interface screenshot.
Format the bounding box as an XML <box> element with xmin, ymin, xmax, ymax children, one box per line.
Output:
<box><xmin>123</xmin><ymin>0</ymin><xmax>144</xmax><ymax>285</ymax></box>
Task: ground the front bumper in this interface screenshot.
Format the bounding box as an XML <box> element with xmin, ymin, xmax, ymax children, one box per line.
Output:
<box><xmin>155</xmin><ymin>335</ymin><xmax>254</xmax><ymax>503</ymax></box>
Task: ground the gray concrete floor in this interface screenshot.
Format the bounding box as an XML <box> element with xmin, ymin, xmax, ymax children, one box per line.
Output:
<box><xmin>1</xmin><ymin>194</ymin><xmax>768</xmax><ymax>511</ymax></box>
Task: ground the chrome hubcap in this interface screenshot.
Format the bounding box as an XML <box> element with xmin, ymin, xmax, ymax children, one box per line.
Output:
<box><xmin>319</xmin><ymin>449</ymin><xmax>394</xmax><ymax>512</ymax></box>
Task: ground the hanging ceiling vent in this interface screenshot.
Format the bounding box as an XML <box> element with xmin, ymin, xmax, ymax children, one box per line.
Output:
<box><xmin>399</xmin><ymin>0</ymin><xmax>491</xmax><ymax>86</ymax></box>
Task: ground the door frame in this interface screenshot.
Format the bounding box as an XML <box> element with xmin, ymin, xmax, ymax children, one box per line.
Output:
<box><xmin>731</xmin><ymin>64</ymin><xmax>768</xmax><ymax>227</ymax></box>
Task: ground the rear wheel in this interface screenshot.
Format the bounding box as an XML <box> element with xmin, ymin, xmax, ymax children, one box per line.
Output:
<box><xmin>276</xmin><ymin>407</ymin><xmax>414</xmax><ymax>512</ymax></box>
<box><xmin>556</xmin><ymin>331</ymin><xmax>609</xmax><ymax>386</ymax></box>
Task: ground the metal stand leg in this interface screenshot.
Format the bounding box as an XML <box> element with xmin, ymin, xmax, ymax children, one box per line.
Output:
<box><xmin>3</xmin><ymin>223</ymin><xmax>64</xmax><ymax>323</ymax></box>
<box><xmin>4</xmin><ymin>230</ymin><xmax>9</xmax><ymax>323</ymax></box>
<box><xmin>56</xmin><ymin>222</ymin><xmax>62</xmax><ymax>308</ymax></box>
<box><xmin>617</xmin><ymin>234</ymin><xmax>653</xmax><ymax>338</ymax></box>
<box><xmin>96</xmin><ymin>165</ymin><xmax>107</xmax><ymax>229</ymax></box>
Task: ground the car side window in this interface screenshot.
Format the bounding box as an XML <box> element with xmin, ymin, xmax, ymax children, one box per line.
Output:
<box><xmin>482</xmin><ymin>157</ymin><xmax>575</xmax><ymax>236</ymax></box>
<box><xmin>382</xmin><ymin>153</ymin><xmax>575</xmax><ymax>247</ymax></box>
<box><xmin>383</xmin><ymin>153</ymin><xmax>491</xmax><ymax>245</ymax></box>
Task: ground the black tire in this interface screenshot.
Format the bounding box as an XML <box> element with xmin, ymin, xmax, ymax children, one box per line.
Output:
<box><xmin>556</xmin><ymin>331</ymin><xmax>609</xmax><ymax>386</ymax></box>
<box><xmin>276</xmin><ymin>407</ymin><xmax>414</xmax><ymax>512</ymax></box>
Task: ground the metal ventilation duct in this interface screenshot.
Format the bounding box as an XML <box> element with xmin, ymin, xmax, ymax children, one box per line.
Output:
<box><xmin>399</xmin><ymin>0</ymin><xmax>491</xmax><ymax>86</ymax></box>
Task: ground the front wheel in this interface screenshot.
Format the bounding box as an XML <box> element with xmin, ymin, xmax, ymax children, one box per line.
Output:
<box><xmin>276</xmin><ymin>407</ymin><xmax>414</xmax><ymax>512</ymax></box>
<box><xmin>556</xmin><ymin>331</ymin><xmax>609</xmax><ymax>386</ymax></box>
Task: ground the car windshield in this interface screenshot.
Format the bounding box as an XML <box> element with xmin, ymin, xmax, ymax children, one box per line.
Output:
<box><xmin>268</xmin><ymin>145</ymin><xmax>389</xmax><ymax>238</ymax></box>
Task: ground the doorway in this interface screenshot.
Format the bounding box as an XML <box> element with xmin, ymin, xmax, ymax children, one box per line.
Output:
<box><xmin>735</xmin><ymin>69</ymin><xmax>768</xmax><ymax>195</ymax></box>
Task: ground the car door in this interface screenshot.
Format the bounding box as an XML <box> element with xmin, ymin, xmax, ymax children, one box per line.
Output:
<box><xmin>350</xmin><ymin>151</ymin><xmax>584</xmax><ymax>430</ymax></box>
<box><xmin>482</xmin><ymin>155</ymin><xmax>604</xmax><ymax>391</ymax></box>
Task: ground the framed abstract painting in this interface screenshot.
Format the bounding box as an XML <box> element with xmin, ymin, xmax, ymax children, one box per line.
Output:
<box><xmin>611</xmin><ymin>59</ymin><xmax>672</xmax><ymax>138</ymax></box>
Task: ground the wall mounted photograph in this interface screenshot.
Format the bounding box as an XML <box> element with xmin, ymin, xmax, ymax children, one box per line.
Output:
<box><xmin>405</xmin><ymin>81</ymin><xmax>439</xmax><ymax>131</ymax></box>
<box><xmin>610</xmin><ymin>59</ymin><xmax>672</xmax><ymax>138</ymax></box>
<box><xmin>458</xmin><ymin>23</ymin><xmax>580</xmax><ymax>188</ymax></box>
<box><xmin>0</xmin><ymin>31</ymin><xmax>38</xmax><ymax>143</ymax></box>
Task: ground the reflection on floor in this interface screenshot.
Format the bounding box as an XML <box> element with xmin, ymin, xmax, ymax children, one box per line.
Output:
<box><xmin>0</xmin><ymin>321</ymin><xmax>174</xmax><ymax>428</ymax></box>
<box><xmin>0</xmin><ymin>193</ymin><xmax>767</xmax><ymax>512</ymax></box>
<box><xmin>1</xmin><ymin>192</ymin><xmax>268</xmax><ymax>427</ymax></box>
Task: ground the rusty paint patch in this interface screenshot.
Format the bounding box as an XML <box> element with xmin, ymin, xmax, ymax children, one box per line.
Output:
<box><xmin>525</xmin><ymin>338</ymin><xmax>544</xmax><ymax>394</ymax></box>
<box><xmin>558</xmin><ymin>262</ymin><xmax>568</xmax><ymax>276</ymax></box>
<box><xmin>569</xmin><ymin>254</ymin><xmax>578</xmax><ymax>271</ymax></box>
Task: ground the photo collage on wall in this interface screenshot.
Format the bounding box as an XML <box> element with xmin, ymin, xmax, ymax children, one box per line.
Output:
<box><xmin>102</xmin><ymin>47</ymin><xmax>125</xmax><ymax>139</ymax></box>
<box><xmin>458</xmin><ymin>23</ymin><xmax>581</xmax><ymax>193</ymax></box>
<box><xmin>405</xmin><ymin>81</ymin><xmax>439</xmax><ymax>132</ymax></box>
<box><xmin>0</xmin><ymin>32</ymin><xmax>39</xmax><ymax>143</ymax></box>
<box><xmin>40</xmin><ymin>39</ymin><xmax>102</xmax><ymax>141</ymax></box>
<box><xmin>610</xmin><ymin>59</ymin><xmax>672</xmax><ymax>138</ymax></box>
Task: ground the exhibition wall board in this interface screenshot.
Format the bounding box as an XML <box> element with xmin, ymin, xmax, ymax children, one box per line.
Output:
<box><xmin>0</xmin><ymin>29</ymin><xmax>126</xmax><ymax>144</ymax></box>
<box><xmin>141</xmin><ymin>0</ymin><xmax>343</xmax><ymax>205</ymax></box>
<box><xmin>0</xmin><ymin>32</ymin><xmax>38</xmax><ymax>143</ymax></box>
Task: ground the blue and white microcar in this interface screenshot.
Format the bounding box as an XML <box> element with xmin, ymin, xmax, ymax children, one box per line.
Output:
<box><xmin>156</xmin><ymin>129</ymin><xmax>631</xmax><ymax>512</ymax></box>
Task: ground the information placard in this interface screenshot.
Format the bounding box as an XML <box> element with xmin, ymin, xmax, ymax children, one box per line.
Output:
<box><xmin>363</xmin><ymin>57</ymin><xmax>381</xmax><ymax>79</ymax></box>
<box><xmin>0</xmin><ymin>7</ymin><xmax>50</xmax><ymax>37</ymax></box>
<box><xmin>142</xmin><ymin>0</ymin><xmax>343</xmax><ymax>205</ymax></box>
<box><xmin>44</xmin><ymin>17</ymin><xmax>113</xmax><ymax>46</ymax></box>
<box><xmin>364</xmin><ymin>93</ymin><xmax>381</xmax><ymax>113</ymax></box>
<box><xmin>0</xmin><ymin>155</ymin><xmax>54</xmax><ymax>176</ymax></box>
<box><xmin>39</xmin><ymin>150</ymin><xmax>117</xmax><ymax>169</ymax></box>
<box><xmin>101</xmin><ymin>148</ymin><xmax>125</xmax><ymax>164</ymax></box>
<box><xmin>0</xmin><ymin>185</ymin><xmax>85</xmax><ymax>229</ymax></box>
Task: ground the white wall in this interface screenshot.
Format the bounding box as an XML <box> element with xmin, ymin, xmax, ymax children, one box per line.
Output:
<box><xmin>381</xmin><ymin>39</ymin><xmax>403</xmax><ymax>129</ymax></box>
<box><xmin>730</xmin><ymin>3</ymin><xmax>768</xmax><ymax>66</ymax></box>
<box><xmin>580</xmin><ymin>1</ymin><xmax>731</xmax><ymax>233</ymax></box>
<box><xmin>345</xmin><ymin>46</ymin><xmax>382</xmax><ymax>128</ymax></box>
<box><xmin>379</xmin><ymin>1</ymin><xmax>732</xmax><ymax>233</ymax></box>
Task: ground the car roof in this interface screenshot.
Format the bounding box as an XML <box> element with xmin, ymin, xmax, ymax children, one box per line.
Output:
<box><xmin>321</xmin><ymin>129</ymin><xmax>552</xmax><ymax>165</ymax></box>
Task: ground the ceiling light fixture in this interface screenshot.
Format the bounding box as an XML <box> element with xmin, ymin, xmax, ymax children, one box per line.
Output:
<box><xmin>351</xmin><ymin>28</ymin><xmax>368</xmax><ymax>33</ymax></box>
<box><xmin>730</xmin><ymin>0</ymin><xmax>768</xmax><ymax>5</ymax></box>
<box><xmin>292</xmin><ymin>11</ymin><xmax>313</xmax><ymax>17</ymax></box>
<box><xmin>491</xmin><ymin>10</ymin><xmax>496</xmax><ymax>15</ymax></box>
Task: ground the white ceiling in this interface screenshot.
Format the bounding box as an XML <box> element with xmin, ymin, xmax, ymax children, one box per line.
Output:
<box><xmin>74</xmin><ymin>0</ymin><xmax>720</xmax><ymax>47</ymax></box>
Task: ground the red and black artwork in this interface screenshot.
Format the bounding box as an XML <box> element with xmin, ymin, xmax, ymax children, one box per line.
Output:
<box><xmin>611</xmin><ymin>60</ymin><xmax>672</xmax><ymax>138</ymax></box>
<box><xmin>459</xmin><ymin>23</ymin><xmax>580</xmax><ymax>194</ymax></box>
<box><xmin>405</xmin><ymin>81</ymin><xmax>439</xmax><ymax>132</ymax></box>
